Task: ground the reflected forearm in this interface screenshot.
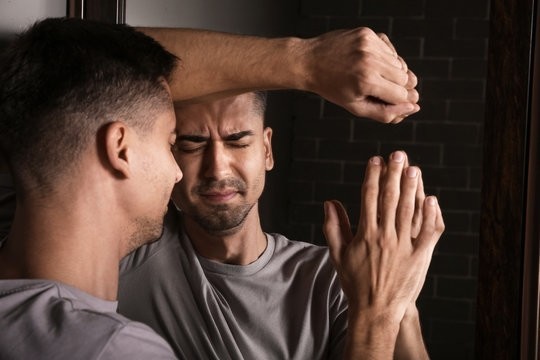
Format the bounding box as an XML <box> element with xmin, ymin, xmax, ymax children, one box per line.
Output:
<box><xmin>393</xmin><ymin>305</ymin><xmax>429</xmax><ymax>360</ymax></box>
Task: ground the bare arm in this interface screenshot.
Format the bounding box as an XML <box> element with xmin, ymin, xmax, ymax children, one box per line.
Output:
<box><xmin>394</xmin><ymin>306</ymin><xmax>429</xmax><ymax>360</ymax></box>
<box><xmin>323</xmin><ymin>151</ymin><xmax>444</xmax><ymax>359</ymax></box>
<box><xmin>139</xmin><ymin>27</ymin><xmax>419</xmax><ymax>123</ymax></box>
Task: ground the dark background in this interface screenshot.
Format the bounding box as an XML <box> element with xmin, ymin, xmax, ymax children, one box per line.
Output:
<box><xmin>260</xmin><ymin>1</ymin><xmax>489</xmax><ymax>358</ymax></box>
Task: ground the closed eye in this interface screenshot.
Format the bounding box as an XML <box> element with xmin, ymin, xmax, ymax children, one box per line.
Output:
<box><xmin>224</xmin><ymin>130</ymin><xmax>253</xmax><ymax>148</ymax></box>
<box><xmin>175</xmin><ymin>134</ymin><xmax>208</xmax><ymax>153</ymax></box>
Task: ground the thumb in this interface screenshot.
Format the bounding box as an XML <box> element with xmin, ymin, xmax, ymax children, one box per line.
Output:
<box><xmin>323</xmin><ymin>200</ymin><xmax>352</xmax><ymax>265</ymax></box>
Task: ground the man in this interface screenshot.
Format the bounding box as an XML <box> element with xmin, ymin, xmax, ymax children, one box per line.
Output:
<box><xmin>0</xmin><ymin>17</ymin><xmax>426</xmax><ymax>359</ymax></box>
<box><xmin>0</xmin><ymin>18</ymin><xmax>181</xmax><ymax>358</ymax></box>
<box><xmin>117</xmin><ymin>92</ymin><xmax>444</xmax><ymax>359</ymax></box>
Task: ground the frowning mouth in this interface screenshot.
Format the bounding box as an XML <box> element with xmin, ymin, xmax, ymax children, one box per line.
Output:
<box><xmin>199</xmin><ymin>189</ymin><xmax>238</xmax><ymax>203</ymax></box>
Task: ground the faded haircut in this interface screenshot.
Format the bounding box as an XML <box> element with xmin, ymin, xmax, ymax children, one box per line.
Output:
<box><xmin>0</xmin><ymin>17</ymin><xmax>178</xmax><ymax>193</ymax></box>
<box><xmin>252</xmin><ymin>91</ymin><xmax>268</xmax><ymax>117</ymax></box>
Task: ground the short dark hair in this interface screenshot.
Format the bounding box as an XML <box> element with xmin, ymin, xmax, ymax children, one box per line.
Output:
<box><xmin>253</xmin><ymin>91</ymin><xmax>267</xmax><ymax>116</ymax></box>
<box><xmin>0</xmin><ymin>18</ymin><xmax>178</xmax><ymax>192</ymax></box>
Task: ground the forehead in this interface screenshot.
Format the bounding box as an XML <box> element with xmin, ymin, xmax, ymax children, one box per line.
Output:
<box><xmin>148</xmin><ymin>106</ymin><xmax>176</xmax><ymax>137</ymax></box>
<box><xmin>174</xmin><ymin>93</ymin><xmax>263</xmax><ymax>134</ymax></box>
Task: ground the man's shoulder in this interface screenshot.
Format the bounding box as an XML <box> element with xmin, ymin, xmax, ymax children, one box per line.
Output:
<box><xmin>268</xmin><ymin>232</ymin><xmax>333</xmax><ymax>269</ymax></box>
<box><xmin>270</xmin><ymin>232</ymin><xmax>328</xmax><ymax>254</ymax></box>
<box><xmin>0</xmin><ymin>279</ymin><xmax>176</xmax><ymax>359</ymax></box>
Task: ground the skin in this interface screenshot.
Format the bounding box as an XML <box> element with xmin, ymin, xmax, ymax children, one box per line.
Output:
<box><xmin>0</xmin><ymin>26</ymin><xmax>419</xmax><ymax>174</ymax></box>
<box><xmin>171</xmin><ymin>94</ymin><xmax>442</xmax><ymax>358</ymax></box>
<box><xmin>324</xmin><ymin>152</ymin><xmax>445</xmax><ymax>359</ymax></box>
<box><xmin>172</xmin><ymin>93</ymin><xmax>272</xmax><ymax>265</ymax></box>
<box><xmin>0</xmin><ymin>83</ymin><xmax>182</xmax><ymax>301</ymax></box>
<box><xmin>140</xmin><ymin>27</ymin><xmax>420</xmax><ymax>123</ymax></box>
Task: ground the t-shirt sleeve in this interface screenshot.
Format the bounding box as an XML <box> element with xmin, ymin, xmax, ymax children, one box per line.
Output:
<box><xmin>99</xmin><ymin>321</ymin><xmax>178</xmax><ymax>360</ymax></box>
<box><xmin>0</xmin><ymin>173</ymin><xmax>15</xmax><ymax>240</ymax></box>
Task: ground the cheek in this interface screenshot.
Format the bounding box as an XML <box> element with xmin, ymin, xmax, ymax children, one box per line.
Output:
<box><xmin>241</xmin><ymin>153</ymin><xmax>268</xmax><ymax>189</ymax></box>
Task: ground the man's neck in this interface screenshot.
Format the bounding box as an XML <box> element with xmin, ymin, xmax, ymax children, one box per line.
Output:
<box><xmin>0</xmin><ymin>197</ymin><xmax>123</xmax><ymax>301</ymax></box>
<box><xmin>184</xmin><ymin>207</ymin><xmax>267</xmax><ymax>265</ymax></box>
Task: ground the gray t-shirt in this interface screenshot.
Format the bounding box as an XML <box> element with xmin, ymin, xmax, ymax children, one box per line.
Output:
<box><xmin>118</xmin><ymin>208</ymin><xmax>348</xmax><ymax>360</ymax></box>
<box><xmin>0</xmin><ymin>175</ymin><xmax>348</xmax><ymax>359</ymax></box>
<box><xmin>0</xmin><ymin>279</ymin><xmax>177</xmax><ymax>359</ymax></box>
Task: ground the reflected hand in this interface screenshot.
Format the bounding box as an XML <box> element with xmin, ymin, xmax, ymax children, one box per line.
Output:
<box><xmin>323</xmin><ymin>151</ymin><xmax>444</xmax><ymax>322</ymax></box>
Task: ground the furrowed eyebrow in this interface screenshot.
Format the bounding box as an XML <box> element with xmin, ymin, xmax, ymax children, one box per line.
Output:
<box><xmin>224</xmin><ymin>130</ymin><xmax>254</xmax><ymax>141</ymax></box>
<box><xmin>177</xmin><ymin>135</ymin><xmax>209</xmax><ymax>143</ymax></box>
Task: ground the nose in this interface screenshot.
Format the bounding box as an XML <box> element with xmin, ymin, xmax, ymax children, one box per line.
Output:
<box><xmin>202</xmin><ymin>141</ymin><xmax>231</xmax><ymax>180</ymax></box>
<box><xmin>174</xmin><ymin>161</ymin><xmax>183</xmax><ymax>183</ymax></box>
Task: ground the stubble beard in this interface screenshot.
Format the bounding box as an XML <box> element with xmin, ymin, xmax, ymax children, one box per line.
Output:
<box><xmin>185</xmin><ymin>177</ymin><xmax>254</xmax><ymax>235</ymax></box>
<box><xmin>126</xmin><ymin>211</ymin><xmax>166</xmax><ymax>255</ymax></box>
<box><xmin>189</xmin><ymin>202</ymin><xmax>255</xmax><ymax>235</ymax></box>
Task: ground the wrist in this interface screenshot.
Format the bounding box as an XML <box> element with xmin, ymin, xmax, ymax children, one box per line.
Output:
<box><xmin>402</xmin><ymin>303</ymin><xmax>420</xmax><ymax>322</ymax></box>
<box><xmin>279</xmin><ymin>36</ymin><xmax>311</xmax><ymax>92</ymax></box>
<box><xmin>347</xmin><ymin>306</ymin><xmax>402</xmax><ymax>339</ymax></box>
<box><xmin>345</xmin><ymin>307</ymin><xmax>402</xmax><ymax>359</ymax></box>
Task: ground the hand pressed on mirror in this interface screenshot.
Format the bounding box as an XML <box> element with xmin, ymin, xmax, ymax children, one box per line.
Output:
<box><xmin>323</xmin><ymin>151</ymin><xmax>444</xmax><ymax>359</ymax></box>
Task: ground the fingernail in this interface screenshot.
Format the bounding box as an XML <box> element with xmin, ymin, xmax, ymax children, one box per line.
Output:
<box><xmin>371</xmin><ymin>156</ymin><xmax>381</xmax><ymax>165</ymax></box>
<box><xmin>392</xmin><ymin>151</ymin><xmax>404</xmax><ymax>163</ymax></box>
<box><xmin>427</xmin><ymin>196</ymin><xmax>437</xmax><ymax>206</ymax></box>
<box><xmin>406</xmin><ymin>167</ymin><xmax>418</xmax><ymax>178</ymax></box>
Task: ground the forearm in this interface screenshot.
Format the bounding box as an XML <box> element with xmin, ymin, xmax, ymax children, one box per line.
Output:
<box><xmin>344</xmin><ymin>307</ymin><xmax>401</xmax><ymax>360</ymax></box>
<box><xmin>393</xmin><ymin>305</ymin><xmax>429</xmax><ymax>360</ymax></box>
<box><xmin>138</xmin><ymin>27</ymin><xmax>309</xmax><ymax>102</ymax></box>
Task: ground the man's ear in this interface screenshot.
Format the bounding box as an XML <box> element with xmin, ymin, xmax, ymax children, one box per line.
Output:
<box><xmin>104</xmin><ymin>121</ymin><xmax>133</xmax><ymax>178</ymax></box>
<box><xmin>263</xmin><ymin>127</ymin><xmax>274</xmax><ymax>171</ymax></box>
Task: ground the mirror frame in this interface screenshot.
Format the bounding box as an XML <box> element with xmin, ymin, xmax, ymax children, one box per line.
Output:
<box><xmin>476</xmin><ymin>0</ymin><xmax>539</xmax><ymax>358</ymax></box>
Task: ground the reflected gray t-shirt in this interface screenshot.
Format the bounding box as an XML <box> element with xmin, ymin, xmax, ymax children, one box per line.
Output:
<box><xmin>118</xmin><ymin>209</ymin><xmax>348</xmax><ymax>360</ymax></box>
<box><xmin>0</xmin><ymin>279</ymin><xmax>177</xmax><ymax>359</ymax></box>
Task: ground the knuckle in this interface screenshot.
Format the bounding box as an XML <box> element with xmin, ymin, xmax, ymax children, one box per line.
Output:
<box><xmin>382</xmin><ymin>188</ymin><xmax>399</xmax><ymax>205</ymax></box>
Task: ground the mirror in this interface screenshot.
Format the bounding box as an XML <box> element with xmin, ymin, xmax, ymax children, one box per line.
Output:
<box><xmin>124</xmin><ymin>1</ymin><xmax>487</xmax><ymax>357</ymax></box>
<box><xmin>2</xmin><ymin>0</ymin><xmax>537</xmax><ymax>358</ymax></box>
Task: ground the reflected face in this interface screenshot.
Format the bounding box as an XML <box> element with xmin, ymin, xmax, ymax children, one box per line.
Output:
<box><xmin>127</xmin><ymin>87</ymin><xmax>182</xmax><ymax>252</ymax></box>
<box><xmin>172</xmin><ymin>93</ymin><xmax>273</xmax><ymax>235</ymax></box>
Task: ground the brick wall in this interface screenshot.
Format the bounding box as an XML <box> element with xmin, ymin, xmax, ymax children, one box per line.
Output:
<box><xmin>285</xmin><ymin>0</ymin><xmax>490</xmax><ymax>358</ymax></box>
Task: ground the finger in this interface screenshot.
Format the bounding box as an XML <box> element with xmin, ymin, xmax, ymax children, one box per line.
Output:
<box><xmin>378</xmin><ymin>61</ymin><xmax>410</xmax><ymax>87</ymax></box>
<box><xmin>398</xmin><ymin>56</ymin><xmax>408</xmax><ymax>72</ymax></box>
<box><xmin>405</xmin><ymin>69</ymin><xmax>417</xmax><ymax>89</ymax></box>
<box><xmin>415</xmin><ymin>196</ymin><xmax>443</xmax><ymax>252</ymax></box>
<box><xmin>377</xmin><ymin>32</ymin><xmax>397</xmax><ymax>55</ymax></box>
<box><xmin>362</xmin><ymin>72</ymin><xmax>418</xmax><ymax>107</ymax></box>
<box><xmin>396</xmin><ymin>166</ymin><xmax>420</xmax><ymax>240</ymax></box>
<box><xmin>347</xmin><ymin>100</ymin><xmax>418</xmax><ymax>124</ymax></box>
<box><xmin>360</xmin><ymin>156</ymin><xmax>384</xmax><ymax>233</ymax></box>
<box><xmin>380</xmin><ymin>151</ymin><xmax>407</xmax><ymax>232</ymax></box>
<box><xmin>435</xmin><ymin>198</ymin><xmax>445</xmax><ymax>236</ymax></box>
<box><xmin>411</xmin><ymin>170</ymin><xmax>425</xmax><ymax>238</ymax></box>
<box><xmin>323</xmin><ymin>200</ymin><xmax>352</xmax><ymax>264</ymax></box>
<box><xmin>356</xmin><ymin>30</ymin><xmax>403</xmax><ymax>69</ymax></box>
